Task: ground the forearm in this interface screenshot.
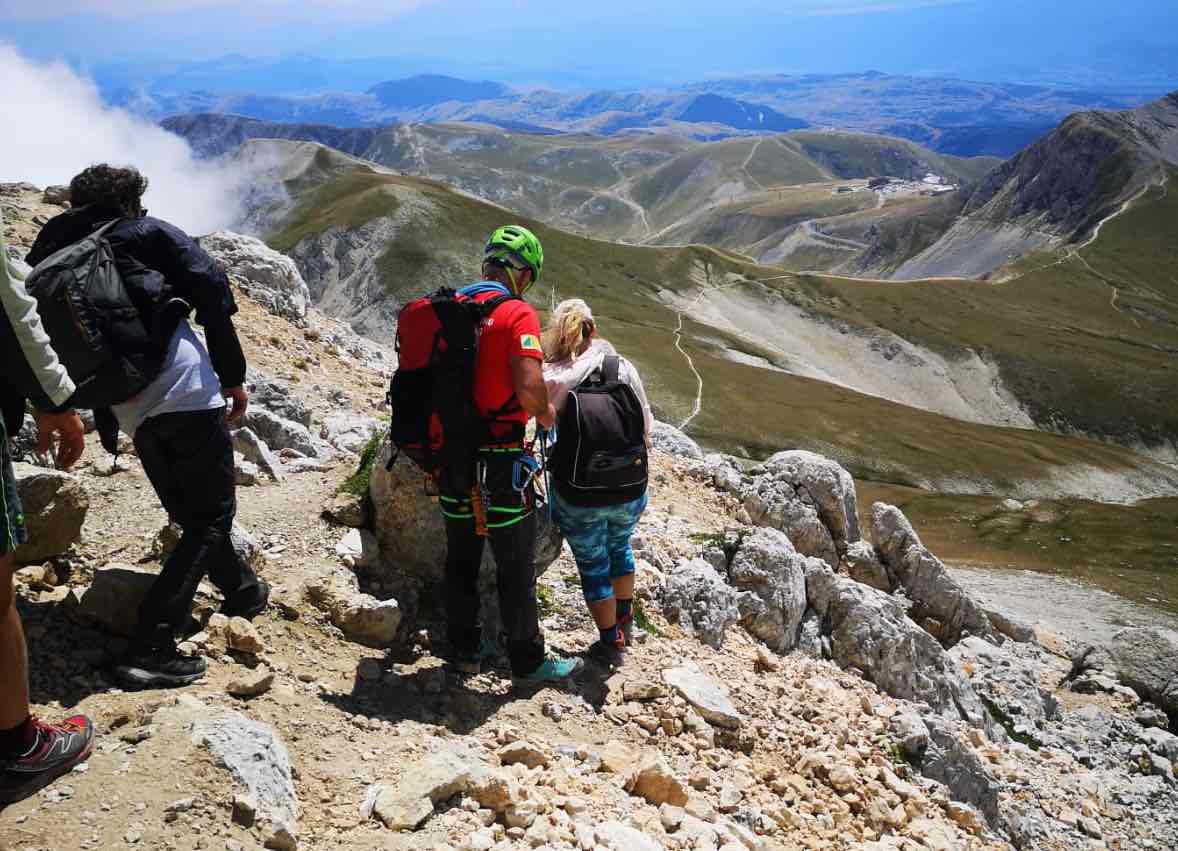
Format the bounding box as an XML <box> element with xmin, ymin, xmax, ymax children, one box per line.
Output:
<box><xmin>202</xmin><ymin>317</ymin><xmax>247</xmax><ymax>389</ymax></box>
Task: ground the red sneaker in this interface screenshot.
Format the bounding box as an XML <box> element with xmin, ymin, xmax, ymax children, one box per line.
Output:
<box><xmin>0</xmin><ymin>715</ymin><xmax>95</xmax><ymax>806</ymax></box>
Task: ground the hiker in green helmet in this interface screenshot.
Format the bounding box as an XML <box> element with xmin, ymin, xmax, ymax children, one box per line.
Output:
<box><xmin>438</xmin><ymin>225</ymin><xmax>583</xmax><ymax>682</ymax></box>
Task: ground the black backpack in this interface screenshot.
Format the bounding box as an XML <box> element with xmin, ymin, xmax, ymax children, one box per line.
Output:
<box><xmin>23</xmin><ymin>220</ymin><xmax>162</xmax><ymax>409</ymax></box>
<box><xmin>386</xmin><ymin>286</ymin><xmax>520</xmax><ymax>491</ymax></box>
<box><xmin>549</xmin><ymin>355</ymin><xmax>648</xmax><ymax>507</ymax></box>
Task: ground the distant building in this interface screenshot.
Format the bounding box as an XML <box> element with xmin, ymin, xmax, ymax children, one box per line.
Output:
<box><xmin>836</xmin><ymin>186</ymin><xmax>853</xmax><ymax>194</ymax></box>
<box><xmin>868</xmin><ymin>177</ymin><xmax>890</xmax><ymax>189</ymax></box>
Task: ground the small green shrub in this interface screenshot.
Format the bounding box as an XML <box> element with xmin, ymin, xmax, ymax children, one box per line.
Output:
<box><xmin>340</xmin><ymin>432</ymin><xmax>384</xmax><ymax>498</ymax></box>
<box><xmin>634</xmin><ymin>597</ymin><xmax>663</xmax><ymax>638</ymax></box>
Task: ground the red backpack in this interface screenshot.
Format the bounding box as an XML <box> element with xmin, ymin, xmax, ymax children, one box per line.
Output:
<box><xmin>386</xmin><ymin>286</ymin><xmax>519</xmax><ymax>490</ymax></box>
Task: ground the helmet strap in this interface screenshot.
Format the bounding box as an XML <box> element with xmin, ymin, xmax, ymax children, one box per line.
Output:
<box><xmin>506</xmin><ymin>265</ymin><xmax>531</xmax><ymax>297</ymax></box>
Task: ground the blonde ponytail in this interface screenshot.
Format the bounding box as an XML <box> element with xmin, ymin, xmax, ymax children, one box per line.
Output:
<box><xmin>543</xmin><ymin>299</ymin><xmax>595</xmax><ymax>363</ymax></box>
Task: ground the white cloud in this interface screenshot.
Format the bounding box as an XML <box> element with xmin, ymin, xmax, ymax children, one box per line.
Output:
<box><xmin>0</xmin><ymin>44</ymin><xmax>247</xmax><ymax>235</ymax></box>
<box><xmin>0</xmin><ymin>0</ymin><xmax>431</xmax><ymax>20</ymax></box>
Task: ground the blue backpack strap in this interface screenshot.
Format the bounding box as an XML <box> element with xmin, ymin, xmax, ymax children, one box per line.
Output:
<box><xmin>458</xmin><ymin>281</ymin><xmax>512</xmax><ymax>299</ymax></box>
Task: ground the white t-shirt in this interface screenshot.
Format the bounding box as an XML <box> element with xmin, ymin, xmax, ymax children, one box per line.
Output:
<box><xmin>112</xmin><ymin>320</ymin><xmax>225</xmax><ymax>435</ymax></box>
<box><xmin>543</xmin><ymin>338</ymin><xmax>654</xmax><ymax>446</ymax></box>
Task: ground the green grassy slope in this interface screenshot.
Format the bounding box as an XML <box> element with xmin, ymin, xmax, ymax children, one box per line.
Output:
<box><xmin>802</xmin><ymin>166</ymin><xmax>1178</xmax><ymax>450</ymax></box>
<box><xmin>859</xmin><ymin>483</ymin><xmax>1178</xmax><ymax>614</ymax></box>
<box><xmin>262</xmin><ymin>153</ymin><xmax>1177</xmax><ymax>495</ymax></box>
<box><xmin>788</xmin><ymin>131</ymin><xmax>1000</xmax><ymax>183</ymax></box>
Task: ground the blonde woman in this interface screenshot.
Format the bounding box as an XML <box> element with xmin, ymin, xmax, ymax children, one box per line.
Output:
<box><xmin>543</xmin><ymin>299</ymin><xmax>653</xmax><ymax>669</ymax></box>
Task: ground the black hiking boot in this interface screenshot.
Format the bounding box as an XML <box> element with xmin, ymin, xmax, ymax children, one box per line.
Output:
<box><xmin>586</xmin><ymin>639</ymin><xmax>626</xmax><ymax>671</ymax></box>
<box><xmin>114</xmin><ymin>644</ymin><xmax>208</xmax><ymax>690</ymax></box>
<box><xmin>220</xmin><ymin>579</ymin><xmax>271</xmax><ymax>620</ymax></box>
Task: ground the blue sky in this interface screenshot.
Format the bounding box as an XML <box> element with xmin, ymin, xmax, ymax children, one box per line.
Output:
<box><xmin>1</xmin><ymin>0</ymin><xmax>1176</xmax><ymax>91</ymax></box>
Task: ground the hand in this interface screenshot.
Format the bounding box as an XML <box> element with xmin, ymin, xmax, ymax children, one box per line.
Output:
<box><xmin>537</xmin><ymin>403</ymin><xmax>557</xmax><ymax>431</ymax></box>
<box><xmin>223</xmin><ymin>386</ymin><xmax>249</xmax><ymax>424</ymax></box>
<box><xmin>34</xmin><ymin>410</ymin><xmax>86</xmax><ymax>471</ymax></box>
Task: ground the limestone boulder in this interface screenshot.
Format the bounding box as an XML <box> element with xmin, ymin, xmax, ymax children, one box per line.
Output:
<box><xmin>191</xmin><ymin>706</ymin><xmax>300</xmax><ymax>839</ymax></box>
<box><xmin>241</xmin><ymin>409</ymin><xmax>332</xmax><ymax>460</ymax></box>
<box><xmin>320</xmin><ymin>412</ymin><xmax>382</xmax><ymax>456</ymax></box>
<box><xmin>76</xmin><ymin>564</ymin><xmax>157</xmax><ymax>635</ymax></box>
<box><xmin>12</xmin><ymin>462</ymin><xmax>88</xmax><ymax>563</ymax></box>
<box><xmin>871</xmin><ymin>503</ymin><xmax>997</xmax><ymax>646</ymax></box>
<box><xmin>660</xmin><ymin>558</ymin><xmax>740</xmax><ymax>649</ymax></box>
<box><xmin>1093</xmin><ymin>627</ymin><xmax>1178</xmax><ymax>722</ymax></box>
<box><xmin>650</xmin><ymin>420</ymin><xmax>704</xmax><ymax>460</ymax></box>
<box><xmin>804</xmin><ymin>562</ymin><xmax>995</xmax><ymax>734</ymax></box>
<box><xmin>232</xmin><ymin>427</ymin><xmax>285</xmax><ymax>482</ymax></box>
<box><xmin>335</xmin><ymin>596</ymin><xmax>402</xmax><ymax>647</ymax></box>
<box><xmin>725</xmin><ymin>527</ymin><xmax>808</xmax><ymax>653</ymax></box>
<box><xmin>200</xmin><ymin>231</ymin><xmax>310</xmax><ymax>325</ymax></box>
<box><xmin>373</xmin><ymin>744</ymin><xmax>483</xmax><ymax>831</ymax></box>
<box><xmin>663</xmin><ymin>662</ymin><xmax>743</xmax><ymax>729</ymax></box>
<box><xmin>742</xmin><ymin>451</ymin><xmax>860</xmax><ymax>564</ymax></box>
<box><xmin>245</xmin><ymin>377</ymin><xmax>312</xmax><ymax>428</ymax></box>
<box><xmin>844</xmin><ymin>540</ymin><xmax>892</xmax><ymax>592</ymax></box>
<box><xmin>304</xmin><ymin>567</ymin><xmax>402</xmax><ymax>647</ymax></box>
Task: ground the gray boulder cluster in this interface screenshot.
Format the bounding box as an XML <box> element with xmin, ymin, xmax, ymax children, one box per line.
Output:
<box><xmin>231</xmin><ymin>376</ymin><xmax>382</xmax><ymax>484</ymax></box>
<box><xmin>635</xmin><ymin>424</ymin><xmax>1178</xmax><ymax>838</ymax></box>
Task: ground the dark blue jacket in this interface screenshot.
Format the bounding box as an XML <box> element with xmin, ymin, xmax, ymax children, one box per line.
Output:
<box><xmin>2</xmin><ymin>204</ymin><xmax>246</xmax><ymax>428</ymax></box>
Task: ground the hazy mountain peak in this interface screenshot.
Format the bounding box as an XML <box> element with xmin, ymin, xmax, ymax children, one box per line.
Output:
<box><xmin>366</xmin><ymin>74</ymin><xmax>511</xmax><ymax>109</ymax></box>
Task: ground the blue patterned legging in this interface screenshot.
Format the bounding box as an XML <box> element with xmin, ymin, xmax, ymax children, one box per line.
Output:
<box><xmin>550</xmin><ymin>489</ymin><xmax>649</xmax><ymax>602</ymax></box>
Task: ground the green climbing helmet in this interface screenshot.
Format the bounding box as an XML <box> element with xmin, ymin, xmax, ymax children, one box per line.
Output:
<box><xmin>484</xmin><ymin>224</ymin><xmax>544</xmax><ymax>295</ymax></box>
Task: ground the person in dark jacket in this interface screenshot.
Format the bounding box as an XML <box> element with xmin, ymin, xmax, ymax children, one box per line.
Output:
<box><xmin>22</xmin><ymin>164</ymin><xmax>269</xmax><ymax>689</ymax></box>
<box><xmin>0</xmin><ymin>218</ymin><xmax>96</xmax><ymax>807</ymax></box>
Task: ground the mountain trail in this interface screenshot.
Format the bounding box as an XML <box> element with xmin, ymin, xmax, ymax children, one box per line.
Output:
<box><xmin>1077</xmin><ymin>169</ymin><xmax>1167</xmax><ymax>252</ymax></box>
<box><xmin>740</xmin><ymin>138</ymin><xmax>767</xmax><ymax>191</ymax></box>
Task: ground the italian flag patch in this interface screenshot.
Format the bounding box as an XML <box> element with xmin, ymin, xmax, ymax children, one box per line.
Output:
<box><xmin>520</xmin><ymin>334</ymin><xmax>542</xmax><ymax>353</ymax></box>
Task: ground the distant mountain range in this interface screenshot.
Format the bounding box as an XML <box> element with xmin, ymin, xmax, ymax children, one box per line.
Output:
<box><xmin>113</xmin><ymin>65</ymin><xmax>1163</xmax><ymax>157</ymax></box>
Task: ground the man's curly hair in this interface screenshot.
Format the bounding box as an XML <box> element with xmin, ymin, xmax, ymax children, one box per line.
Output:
<box><xmin>69</xmin><ymin>164</ymin><xmax>148</xmax><ymax>213</ymax></box>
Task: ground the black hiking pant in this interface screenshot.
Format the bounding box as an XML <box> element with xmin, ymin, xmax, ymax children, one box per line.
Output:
<box><xmin>133</xmin><ymin>407</ymin><xmax>262</xmax><ymax>645</ymax></box>
<box><xmin>441</xmin><ymin>451</ymin><xmax>545</xmax><ymax>675</ymax></box>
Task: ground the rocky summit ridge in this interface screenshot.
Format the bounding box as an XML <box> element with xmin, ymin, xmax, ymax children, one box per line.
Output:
<box><xmin>1</xmin><ymin>184</ymin><xmax>1177</xmax><ymax>850</ymax></box>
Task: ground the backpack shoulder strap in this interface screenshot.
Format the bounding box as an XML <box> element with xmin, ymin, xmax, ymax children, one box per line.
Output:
<box><xmin>474</xmin><ymin>293</ymin><xmax>522</xmax><ymax>320</ymax></box>
<box><xmin>600</xmin><ymin>355</ymin><xmax>621</xmax><ymax>384</ymax></box>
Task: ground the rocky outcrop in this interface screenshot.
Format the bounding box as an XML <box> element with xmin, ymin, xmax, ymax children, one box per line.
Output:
<box><xmin>305</xmin><ymin>565</ymin><xmax>402</xmax><ymax>647</ymax></box>
<box><xmin>740</xmin><ymin>450</ymin><xmax>859</xmax><ymax>566</ymax></box>
<box><xmin>200</xmin><ymin>231</ymin><xmax>310</xmax><ymax>325</ymax></box>
<box><xmin>650</xmin><ymin>421</ymin><xmax>703</xmax><ymax>460</ymax></box>
<box><xmin>241</xmin><ymin>409</ymin><xmax>332</xmax><ymax>461</ymax></box>
<box><xmin>1076</xmin><ymin>627</ymin><xmax>1178</xmax><ymax>723</ymax></box>
<box><xmin>724</xmin><ymin>527</ymin><xmax>809</xmax><ymax>653</ymax></box>
<box><xmin>191</xmin><ymin>704</ymin><xmax>300</xmax><ymax>845</ymax></box>
<box><xmin>660</xmin><ymin>558</ymin><xmax>740</xmax><ymax>649</ymax></box>
<box><xmin>871</xmin><ymin>502</ymin><xmax>998</xmax><ymax>646</ymax></box>
<box><xmin>662</xmin><ymin>662</ymin><xmax>743</xmax><ymax>729</ymax></box>
<box><xmin>803</xmin><ymin>562</ymin><xmax>994</xmax><ymax>733</ymax></box>
<box><xmin>320</xmin><ymin>412</ymin><xmax>382</xmax><ymax>456</ymax></box>
<box><xmin>246</xmin><ymin>378</ymin><xmax>312</xmax><ymax>428</ymax></box>
<box><xmin>844</xmin><ymin>539</ymin><xmax>892</xmax><ymax>591</ymax></box>
<box><xmin>949</xmin><ymin>636</ymin><xmax>1059</xmax><ymax>747</ymax></box>
<box><xmin>75</xmin><ymin>564</ymin><xmax>162</xmax><ymax>635</ymax></box>
<box><xmin>12</xmin><ymin>462</ymin><xmax>88</xmax><ymax>563</ymax></box>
